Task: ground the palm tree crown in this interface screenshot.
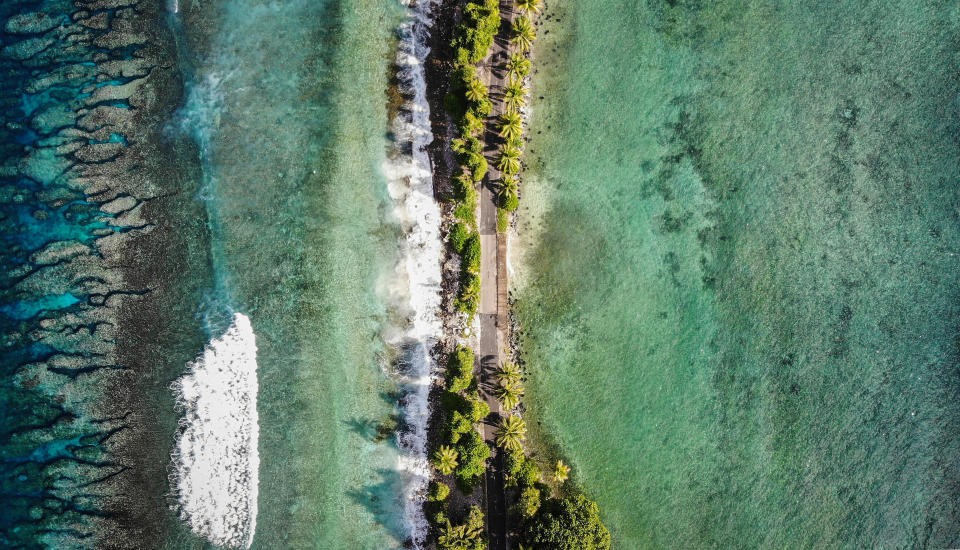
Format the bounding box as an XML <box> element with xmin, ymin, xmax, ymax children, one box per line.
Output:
<box><xmin>503</xmin><ymin>85</ymin><xmax>528</xmax><ymax>113</ymax></box>
<box><xmin>433</xmin><ymin>445</ymin><xmax>459</xmax><ymax>476</ymax></box>
<box><xmin>498</xmin><ymin>154</ymin><xmax>521</xmax><ymax>176</ymax></box>
<box><xmin>506</xmin><ymin>53</ymin><xmax>531</xmax><ymax>82</ymax></box>
<box><xmin>496</xmin><ymin>380</ymin><xmax>524</xmax><ymax>411</ymax></box>
<box><xmin>495</xmin><ymin>415</ymin><xmax>527</xmax><ymax>452</ymax></box>
<box><xmin>465</xmin><ymin>78</ymin><xmax>487</xmax><ymax>103</ymax></box>
<box><xmin>499</xmin><ymin>112</ymin><xmax>523</xmax><ymax>141</ymax></box>
<box><xmin>553</xmin><ymin>459</ymin><xmax>571</xmax><ymax>483</ymax></box>
<box><xmin>516</xmin><ymin>0</ymin><xmax>542</xmax><ymax>17</ymax></box>
<box><xmin>500</xmin><ymin>143</ymin><xmax>521</xmax><ymax>159</ymax></box>
<box><xmin>511</xmin><ymin>16</ymin><xmax>536</xmax><ymax>52</ymax></box>
<box><xmin>438</xmin><ymin>520</ymin><xmax>483</xmax><ymax>549</ymax></box>
<box><xmin>496</xmin><ymin>361</ymin><xmax>522</xmax><ymax>386</ymax></box>
<box><xmin>438</xmin><ymin>506</ymin><xmax>485</xmax><ymax>548</ymax></box>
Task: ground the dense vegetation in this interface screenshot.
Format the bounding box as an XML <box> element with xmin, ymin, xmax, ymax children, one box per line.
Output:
<box><xmin>444</xmin><ymin>0</ymin><xmax>500</xmax><ymax>316</ymax></box>
<box><xmin>438</xmin><ymin>506</ymin><xmax>486</xmax><ymax>550</ymax></box>
<box><xmin>430</xmin><ymin>345</ymin><xmax>491</xmax><ymax>546</ymax></box>
<box><xmin>519</xmin><ymin>495</ymin><xmax>611</xmax><ymax>550</ymax></box>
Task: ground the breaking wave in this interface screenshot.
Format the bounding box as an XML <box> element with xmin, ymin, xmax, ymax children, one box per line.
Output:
<box><xmin>383</xmin><ymin>1</ymin><xmax>442</xmax><ymax>547</ymax></box>
<box><xmin>172</xmin><ymin>312</ymin><xmax>260</xmax><ymax>549</ymax></box>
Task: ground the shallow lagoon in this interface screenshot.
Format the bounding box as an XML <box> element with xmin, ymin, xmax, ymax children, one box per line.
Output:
<box><xmin>515</xmin><ymin>1</ymin><xmax>960</xmax><ymax>547</ymax></box>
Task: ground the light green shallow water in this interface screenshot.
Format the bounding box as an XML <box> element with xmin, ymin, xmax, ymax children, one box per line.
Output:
<box><xmin>167</xmin><ymin>1</ymin><xmax>411</xmax><ymax>548</ymax></box>
<box><xmin>514</xmin><ymin>1</ymin><xmax>960</xmax><ymax>548</ymax></box>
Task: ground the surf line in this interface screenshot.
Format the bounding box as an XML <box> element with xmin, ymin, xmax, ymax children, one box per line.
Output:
<box><xmin>384</xmin><ymin>0</ymin><xmax>444</xmax><ymax>547</ymax></box>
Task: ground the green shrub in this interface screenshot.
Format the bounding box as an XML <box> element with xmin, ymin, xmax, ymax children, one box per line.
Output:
<box><xmin>455</xmin><ymin>271</ymin><xmax>481</xmax><ymax>314</ymax></box>
<box><xmin>465</xmin><ymin>152</ymin><xmax>487</xmax><ymax>182</ymax></box>
<box><xmin>451</xmin><ymin>137</ymin><xmax>468</xmax><ymax>155</ymax></box>
<box><xmin>505</xmin><ymin>449</ymin><xmax>542</xmax><ymax>488</ymax></box>
<box><xmin>501</xmin><ymin>189</ymin><xmax>519</xmax><ymax>211</ymax></box>
<box><xmin>465</xmin><ymin>392</ymin><xmax>490</xmax><ymax>423</ymax></box>
<box><xmin>444</xmin><ymin>91</ymin><xmax>466</xmax><ymax>118</ymax></box>
<box><xmin>467</xmin><ymin>136</ymin><xmax>484</xmax><ymax>155</ymax></box>
<box><xmin>497</xmin><ymin>207</ymin><xmax>508</xmax><ymax>233</ymax></box>
<box><xmin>461</xmin><ymin>233</ymin><xmax>481</xmax><ymax>274</ymax></box>
<box><xmin>452</xmin><ymin>173</ymin><xmax>474</xmax><ymax>201</ymax></box>
<box><xmin>449</xmin><ymin>222</ymin><xmax>469</xmax><ymax>254</ymax></box>
<box><xmin>437</xmin><ymin>505</ymin><xmax>486</xmax><ymax>550</ymax></box>
<box><xmin>518</xmin><ymin>486</ymin><xmax>541</xmax><ymax>518</ymax></box>
<box><xmin>460</xmin><ymin>111</ymin><xmax>485</xmax><ymax>137</ymax></box>
<box><xmin>429</xmin><ymin>480</ymin><xmax>451</xmax><ymax>502</ymax></box>
<box><xmin>447</xmin><ymin>410</ymin><xmax>474</xmax><ymax>443</ymax></box>
<box><xmin>518</xmin><ymin>456</ymin><xmax>542</xmax><ymax>487</ymax></box>
<box><xmin>452</xmin><ymin>175</ymin><xmax>478</xmax><ymax>228</ymax></box>
<box><xmin>454</xmin><ymin>429</ymin><xmax>490</xmax><ymax>491</ymax></box>
<box><xmin>433</xmin><ymin>509</ymin><xmax>448</xmax><ymax>528</ymax></box>
<box><xmin>455</xmin><ymin>136</ymin><xmax>484</xmax><ymax>166</ymax></box>
<box><xmin>520</xmin><ymin>495</ymin><xmax>611</xmax><ymax>550</ymax></box>
<box><xmin>453</xmin><ymin>202</ymin><xmax>475</xmax><ymax>226</ymax></box>
<box><xmin>453</xmin><ymin>173</ymin><xmax>478</xmax><ymax>208</ymax></box>
<box><xmin>472</xmin><ymin>97</ymin><xmax>493</xmax><ymax>117</ymax></box>
<box><xmin>446</xmin><ymin>345</ymin><xmax>475</xmax><ymax>392</ymax></box>
<box><xmin>452</xmin><ymin>0</ymin><xmax>501</xmax><ymax>64</ymax></box>
<box><xmin>454</xmin><ymin>48</ymin><xmax>472</xmax><ymax>71</ymax></box>
<box><xmin>440</xmin><ymin>390</ymin><xmax>468</xmax><ymax>414</ymax></box>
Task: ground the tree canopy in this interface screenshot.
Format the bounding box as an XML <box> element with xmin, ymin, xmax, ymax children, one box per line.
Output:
<box><xmin>520</xmin><ymin>495</ymin><xmax>611</xmax><ymax>550</ymax></box>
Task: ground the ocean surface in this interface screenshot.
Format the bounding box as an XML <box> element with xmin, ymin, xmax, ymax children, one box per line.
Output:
<box><xmin>168</xmin><ymin>0</ymin><xmax>438</xmax><ymax>548</ymax></box>
<box><xmin>1</xmin><ymin>0</ymin><xmax>436</xmax><ymax>548</ymax></box>
<box><xmin>514</xmin><ymin>1</ymin><xmax>960</xmax><ymax>548</ymax></box>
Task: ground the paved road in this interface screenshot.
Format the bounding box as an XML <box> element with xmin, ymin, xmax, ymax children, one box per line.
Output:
<box><xmin>478</xmin><ymin>2</ymin><xmax>515</xmax><ymax>549</ymax></box>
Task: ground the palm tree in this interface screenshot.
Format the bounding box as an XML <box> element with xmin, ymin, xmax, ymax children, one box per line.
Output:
<box><xmin>496</xmin><ymin>380</ymin><xmax>524</xmax><ymax>411</ymax></box>
<box><xmin>500</xmin><ymin>142</ymin><xmax>521</xmax><ymax>159</ymax></box>
<box><xmin>504</xmin><ymin>136</ymin><xmax>524</xmax><ymax>152</ymax></box>
<box><xmin>511</xmin><ymin>16</ymin><xmax>536</xmax><ymax>52</ymax></box>
<box><xmin>503</xmin><ymin>85</ymin><xmax>527</xmax><ymax>113</ymax></box>
<box><xmin>465</xmin><ymin>78</ymin><xmax>487</xmax><ymax>103</ymax></box>
<box><xmin>499</xmin><ymin>112</ymin><xmax>523</xmax><ymax>141</ymax></box>
<box><xmin>438</xmin><ymin>520</ymin><xmax>483</xmax><ymax>549</ymax></box>
<box><xmin>506</xmin><ymin>80</ymin><xmax>529</xmax><ymax>98</ymax></box>
<box><xmin>498</xmin><ymin>177</ymin><xmax>519</xmax><ymax>206</ymax></box>
<box><xmin>438</xmin><ymin>506</ymin><xmax>484</xmax><ymax>548</ymax></box>
<box><xmin>498</xmin><ymin>143</ymin><xmax>521</xmax><ymax>173</ymax></box>
<box><xmin>516</xmin><ymin>0</ymin><xmax>542</xmax><ymax>17</ymax></box>
<box><xmin>498</xmin><ymin>153</ymin><xmax>521</xmax><ymax>175</ymax></box>
<box><xmin>496</xmin><ymin>361</ymin><xmax>522</xmax><ymax>386</ymax></box>
<box><xmin>553</xmin><ymin>460</ymin><xmax>571</xmax><ymax>484</ymax></box>
<box><xmin>496</xmin><ymin>415</ymin><xmax>527</xmax><ymax>452</ymax></box>
<box><xmin>433</xmin><ymin>445</ymin><xmax>459</xmax><ymax>475</ymax></box>
<box><xmin>506</xmin><ymin>53</ymin><xmax>531</xmax><ymax>82</ymax></box>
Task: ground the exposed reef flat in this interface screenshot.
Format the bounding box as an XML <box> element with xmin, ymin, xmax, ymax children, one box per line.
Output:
<box><xmin>0</xmin><ymin>1</ymin><xmax>211</xmax><ymax>547</ymax></box>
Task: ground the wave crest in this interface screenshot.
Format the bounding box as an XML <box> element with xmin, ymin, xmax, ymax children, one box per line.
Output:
<box><xmin>171</xmin><ymin>312</ymin><xmax>260</xmax><ymax>549</ymax></box>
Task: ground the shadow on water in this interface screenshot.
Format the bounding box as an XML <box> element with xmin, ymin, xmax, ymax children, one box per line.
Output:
<box><xmin>343</xmin><ymin>417</ymin><xmax>380</xmax><ymax>441</ymax></box>
<box><xmin>347</xmin><ymin>468</ymin><xmax>410</xmax><ymax>545</ymax></box>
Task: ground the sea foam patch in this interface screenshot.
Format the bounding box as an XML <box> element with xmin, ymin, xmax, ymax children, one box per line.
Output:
<box><xmin>384</xmin><ymin>2</ymin><xmax>442</xmax><ymax>547</ymax></box>
<box><xmin>172</xmin><ymin>312</ymin><xmax>259</xmax><ymax>549</ymax></box>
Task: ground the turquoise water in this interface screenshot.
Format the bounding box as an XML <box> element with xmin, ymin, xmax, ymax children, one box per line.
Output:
<box><xmin>1</xmin><ymin>0</ymin><xmax>422</xmax><ymax>547</ymax></box>
<box><xmin>169</xmin><ymin>0</ymin><xmax>414</xmax><ymax>547</ymax></box>
<box><xmin>515</xmin><ymin>1</ymin><xmax>960</xmax><ymax>547</ymax></box>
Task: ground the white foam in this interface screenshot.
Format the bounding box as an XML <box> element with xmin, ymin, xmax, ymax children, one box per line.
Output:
<box><xmin>383</xmin><ymin>2</ymin><xmax>442</xmax><ymax>548</ymax></box>
<box><xmin>172</xmin><ymin>312</ymin><xmax>260</xmax><ymax>549</ymax></box>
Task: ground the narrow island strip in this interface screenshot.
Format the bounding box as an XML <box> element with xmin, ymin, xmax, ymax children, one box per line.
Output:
<box><xmin>422</xmin><ymin>1</ymin><xmax>612</xmax><ymax>548</ymax></box>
